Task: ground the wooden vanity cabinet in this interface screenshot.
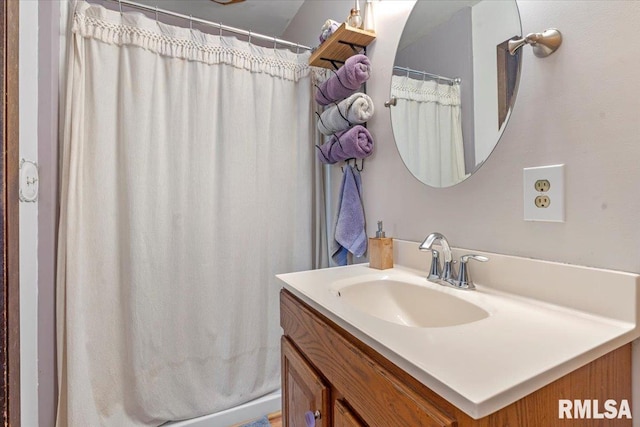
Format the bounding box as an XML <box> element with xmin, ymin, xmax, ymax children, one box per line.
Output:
<box><xmin>280</xmin><ymin>289</ymin><xmax>633</xmax><ymax>427</ymax></box>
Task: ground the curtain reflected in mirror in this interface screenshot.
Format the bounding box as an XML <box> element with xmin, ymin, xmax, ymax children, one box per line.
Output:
<box><xmin>390</xmin><ymin>75</ymin><xmax>468</xmax><ymax>188</ymax></box>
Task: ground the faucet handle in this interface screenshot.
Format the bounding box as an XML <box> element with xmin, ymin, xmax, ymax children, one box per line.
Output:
<box><xmin>460</xmin><ymin>254</ymin><xmax>489</xmax><ymax>264</ymax></box>
<box><xmin>456</xmin><ymin>254</ymin><xmax>489</xmax><ymax>290</ymax></box>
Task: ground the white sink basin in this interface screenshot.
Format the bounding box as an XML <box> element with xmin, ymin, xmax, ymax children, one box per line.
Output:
<box><xmin>337</xmin><ymin>280</ymin><xmax>489</xmax><ymax>327</ymax></box>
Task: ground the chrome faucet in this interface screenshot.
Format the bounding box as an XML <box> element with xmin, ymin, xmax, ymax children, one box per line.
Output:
<box><xmin>419</xmin><ymin>232</ymin><xmax>489</xmax><ymax>290</ymax></box>
<box><xmin>419</xmin><ymin>232</ymin><xmax>455</xmax><ymax>282</ymax></box>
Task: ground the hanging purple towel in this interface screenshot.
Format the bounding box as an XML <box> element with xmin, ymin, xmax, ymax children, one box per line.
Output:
<box><xmin>316</xmin><ymin>125</ymin><xmax>374</xmax><ymax>164</ymax></box>
<box><xmin>331</xmin><ymin>165</ymin><xmax>366</xmax><ymax>266</ymax></box>
<box><xmin>315</xmin><ymin>54</ymin><xmax>371</xmax><ymax>106</ymax></box>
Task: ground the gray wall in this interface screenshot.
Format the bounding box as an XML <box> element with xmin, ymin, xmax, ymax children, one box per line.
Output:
<box><xmin>285</xmin><ymin>0</ymin><xmax>640</xmax><ymax>422</ymax></box>
<box><xmin>394</xmin><ymin>7</ymin><xmax>476</xmax><ymax>172</ymax></box>
<box><xmin>38</xmin><ymin>1</ymin><xmax>59</xmax><ymax>426</ymax></box>
<box><xmin>19</xmin><ymin>1</ymin><xmax>40</xmax><ymax>424</ymax></box>
<box><xmin>286</xmin><ymin>0</ymin><xmax>640</xmax><ymax>307</ymax></box>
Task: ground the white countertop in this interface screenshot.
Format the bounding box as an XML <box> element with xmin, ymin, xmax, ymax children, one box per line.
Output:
<box><xmin>276</xmin><ymin>240</ymin><xmax>640</xmax><ymax>419</ymax></box>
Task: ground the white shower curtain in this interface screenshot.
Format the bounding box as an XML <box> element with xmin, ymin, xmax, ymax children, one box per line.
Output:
<box><xmin>57</xmin><ymin>2</ymin><xmax>320</xmax><ymax>425</ymax></box>
<box><xmin>390</xmin><ymin>75</ymin><xmax>466</xmax><ymax>187</ymax></box>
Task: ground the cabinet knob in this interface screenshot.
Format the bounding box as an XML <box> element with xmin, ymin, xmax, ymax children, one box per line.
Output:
<box><xmin>305</xmin><ymin>410</ymin><xmax>321</xmax><ymax>427</ymax></box>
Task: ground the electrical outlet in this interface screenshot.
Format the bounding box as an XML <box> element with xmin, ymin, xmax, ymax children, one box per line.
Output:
<box><xmin>534</xmin><ymin>179</ymin><xmax>551</xmax><ymax>192</ymax></box>
<box><xmin>523</xmin><ymin>165</ymin><xmax>564</xmax><ymax>222</ymax></box>
<box><xmin>534</xmin><ymin>195</ymin><xmax>550</xmax><ymax>208</ymax></box>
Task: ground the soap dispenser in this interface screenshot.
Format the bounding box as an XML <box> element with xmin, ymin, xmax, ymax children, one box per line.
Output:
<box><xmin>369</xmin><ymin>221</ymin><xmax>393</xmax><ymax>270</ymax></box>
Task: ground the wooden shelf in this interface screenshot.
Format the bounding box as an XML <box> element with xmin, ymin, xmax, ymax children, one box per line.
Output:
<box><xmin>309</xmin><ymin>23</ymin><xmax>376</xmax><ymax>69</ymax></box>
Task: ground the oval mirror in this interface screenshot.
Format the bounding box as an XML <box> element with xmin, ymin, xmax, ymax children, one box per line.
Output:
<box><xmin>390</xmin><ymin>1</ymin><xmax>522</xmax><ymax>187</ymax></box>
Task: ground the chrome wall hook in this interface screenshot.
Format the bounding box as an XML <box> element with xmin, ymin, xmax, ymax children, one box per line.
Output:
<box><xmin>508</xmin><ymin>28</ymin><xmax>562</xmax><ymax>58</ymax></box>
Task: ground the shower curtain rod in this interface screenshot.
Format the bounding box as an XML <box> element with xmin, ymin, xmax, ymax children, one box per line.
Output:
<box><xmin>393</xmin><ymin>66</ymin><xmax>461</xmax><ymax>85</ymax></box>
<box><xmin>104</xmin><ymin>0</ymin><xmax>312</xmax><ymax>52</ymax></box>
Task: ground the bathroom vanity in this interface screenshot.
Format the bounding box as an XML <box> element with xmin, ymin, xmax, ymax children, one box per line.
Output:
<box><xmin>277</xmin><ymin>240</ymin><xmax>639</xmax><ymax>427</ymax></box>
<box><xmin>281</xmin><ymin>289</ymin><xmax>630</xmax><ymax>427</ymax></box>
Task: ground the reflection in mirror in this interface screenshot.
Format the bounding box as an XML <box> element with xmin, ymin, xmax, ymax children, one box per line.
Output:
<box><xmin>390</xmin><ymin>1</ymin><xmax>521</xmax><ymax>188</ymax></box>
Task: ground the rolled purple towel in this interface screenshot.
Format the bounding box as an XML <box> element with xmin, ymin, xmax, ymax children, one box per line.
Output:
<box><xmin>315</xmin><ymin>54</ymin><xmax>371</xmax><ymax>105</ymax></box>
<box><xmin>316</xmin><ymin>125</ymin><xmax>374</xmax><ymax>164</ymax></box>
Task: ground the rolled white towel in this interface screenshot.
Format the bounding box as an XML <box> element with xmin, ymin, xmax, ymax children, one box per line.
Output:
<box><xmin>317</xmin><ymin>92</ymin><xmax>374</xmax><ymax>136</ymax></box>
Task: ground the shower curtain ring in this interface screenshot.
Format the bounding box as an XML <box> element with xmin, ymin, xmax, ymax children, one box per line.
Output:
<box><xmin>118</xmin><ymin>0</ymin><xmax>122</xmax><ymax>15</ymax></box>
<box><xmin>189</xmin><ymin>14</ymin><xmax>193</xmax><ymax>30</ymax></box>
<box><xmin>273</xmin><ymin>37</ymin><xmax>277</xmax><ymax>52</ymax></box>
<box><xmin>218</xmin><ymin>22</ymin><xmax>223</xmax><ymax>40</ymax></box>
<box><xmin>296</xmin><ymin>43</ymin><xmax>300</xmax><ymax>54</ymax></box>
<box><xmin>248</xmin><ymin>30</ymin><xmax>252</xmax><ymax>45</ymax></box>
<box><xmin>155</xmin><ymin>5</ymin><xmax>159</xmax><ymax>22</ymax></box>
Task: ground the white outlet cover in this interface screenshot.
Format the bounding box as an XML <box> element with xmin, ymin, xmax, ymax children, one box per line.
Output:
<box><xmin>523</xmin><ymin>164</ymin><xmax>564</xmax><ymax>222</ymax></box>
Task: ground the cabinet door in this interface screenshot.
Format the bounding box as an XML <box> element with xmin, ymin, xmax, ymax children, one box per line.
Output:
<box><xmin>334</xmin><ymin>400</ymin><xmax>366</xmax><ymax>427</ymax></box>
<box><xmin>282</xmin><ymin>337</ymin><xmax>330</xmax><ymax>427</ymax></box>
